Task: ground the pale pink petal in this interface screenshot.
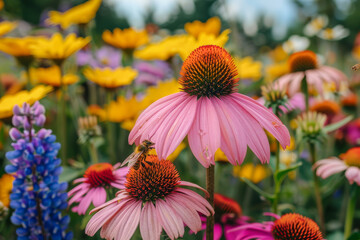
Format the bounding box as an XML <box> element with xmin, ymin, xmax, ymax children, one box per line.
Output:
<box><xmin>166</xmin><ymin>194</ymin><xmax>202</xmax><ymax>233</ymax></box>
<box><xmin>276</xmin><ymin>73</ymin><xmax>295</xmax><ymax>90</ymax></box>
<box><xmin>345</xmin><ymin>167</ymin><xmax>360</xmax><ymax>185</ymax></box>
<box><xmin>313</xmin><ymin>158</ymin><xmax>343</xmax><ymax>168</ymax></box>
<box><xmin>316</xmin><ymin>161</ymin><xmax>347</xmax><ymax>179</ymax></box>
<box><xmin>179</xmin><ymin>181</ymin><xmax>208</xmax><ymax>196</ymax></box>
<box><xmin>115</xmin><ymin>200</ymin><xmax>142</xmax><ymax>240</ymax></box>
<box><xmin>73</xmin><ymin>177</ymin><xmax>86</xmax><ymax>184</ymax></box>
<box><xmin>188</xmin><ymin>97</ymin><xmax>220</xmax><ymax>167</ymax></box>
<box><xmin>212</xmin><ymin>97</ymin><xmax>247</xmax><ymax>165</ymax></box>
<box><xmin>68</xmin><ymin>183</ymin><xmax>89</xmax><ymax>197</ymax></box>
<box><xmin>156</xmin><ymin>199</ymin><xmax>184</xmax><ymax>239</ymax></box>
<box><xmin>92</xmin><ymin>187</ymin><xmax>107</xmax><ymax>207</ymax></box>
<box><xmin>140</xmin><ymin>202</ymin><xmax>162</xmax><ymax>240</ymax></box>
<box><xmin>77</xmin><ymin>188</ymin><xmax>96</xmax><ymax>214</ymax></box>
<box><xmin>110</xmin><ymin>182</ymin><xmax>125</xmax><ymax>189</ymax></box>
<box><xmin>153</xmin><ymin>95</ymin><xmax>197</xmax><ymax>160</ymax></box>
<box><xmin>229</xmin><ymin>93</ymin><xmax>290</xmax><ymax>150</ymax></box>
<box><xmin>175</xmin><ymin>188</ymin><xmax>214</xmax><ymax>216</ymax></box>
<box><xmin>288</xmin><ymin>72</ymin><xmax>305</xmax><ymax>96</ymax></box>
<box><xmin>90</xmin><ymin>191</ymin><xmax>128</xmax><ymax>214</ymax></box>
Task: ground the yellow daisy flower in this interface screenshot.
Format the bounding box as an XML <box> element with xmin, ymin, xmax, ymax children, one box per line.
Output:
<box><xmin>47</xmin><ymin>0</ymin><xmax>102</xmax><ymax>30</ymax></box>
<box><xmin>102</xmin><ymin>28</ymin><xmax>149</xmax><ymax>50</ymax></box>
<box><xmin>30</xmin><ymin>33</ymin><xmax>90</xmax><ymax>61</ymax></box>
<box><xmin>141</xmin><ymin>79</ymin><xmax>181</xmax><ymax>106</ymax></box>
<box><xmin>83</xmin><ymin>67</ymin><xmax>137</xmax><ymax>89</ymax></box>
<box><xmin>269</xmin><ymin>45</ymin><xmax>288</xmax><ymax>63</ymax></box>
<box><xmin>184</xmin><ymin>17</ymin><xmax>221</xmax><ymax>38</ymax></box>
<box><xmin>0</xmin><ymin>36</ymin><xmax>43</xmax><ymax>57</ymax></box>
<box><xmin>0</xmin><ymin>21</ymin><xmax>16</xmax><ymax>37</ymax></box>
<box><xmin>214</xmin><ymin>149</ymin><xmax>228</xmax><ymax>162</ymax></box>
<box><xmin>265</xmin><ymin>61</ymin><xmax>289</xmax><ymax>82</ymax></box>
<box><xmin>134</xmin><ymin>35</ymin><xmax>188</xmax><ymax>61</ymax></box>
<box><xmin>234</xmin><ymin>56</ymin><xmax>262</xmax><ymax>81</ymax></box>
<box><xmin>0</xmin><ymin>174</ymin><xmax>14</xmax><ymax>207</ymax></box>
<box><xmin>30</xmin><ymin>66</ymin><xmax>79</xmax><ymax>87</ymax></box>
<box><xmin>233</xmin><ymin>163</ymin><xmax>269</xmax><ymax>184</ymax></box>
<box><xmin>0</xmin><ymin>85</ymin><xmax>53</xmax><ymax>119</ymax></box>
<box><xmin>178</xmin><ymin>29</ymin><xmax>231</xmax><ymax>60</ymax></box>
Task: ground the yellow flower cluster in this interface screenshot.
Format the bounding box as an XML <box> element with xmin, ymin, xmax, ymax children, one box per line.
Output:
<box><xmin>83</xmin><ymin>67</ymin><xmax>137</xmax><ymax>89</ymax></box>
<box><xmin>102</xmin><ymin>28</ymin><xmax>149</xmax><ymax>50</ymax></box>
<box><xmin>30</xmin><ymin>66</ymin><xmax>79</xmax><ymax>87</ymax></box>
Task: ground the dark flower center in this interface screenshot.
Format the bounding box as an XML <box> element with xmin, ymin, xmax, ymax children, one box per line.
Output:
<box><xmin>84</xmin><ymin>163</ymin><xmax>116</xmax><ymax>188</ymax></box>
<box><xmin>179</xmin><ymin>45</ymin><xmax>238</xmax><ymax>98</ymax></box>
<box><xmin>214</xmin><ymin>193</ymin><xmax>242</xmax><ymax>224</ymax></box>
<box><xmin>289</xmin><ymin>50</ymin><xmax>318</xmax><ymax>73</ymax></box>
<box><xmin>125</xmin><ymin>155</ymin><xmax>180</xmax><ymax>202</ymax></box>
<box><xmin>272</xmin><ymin>213</ymin><xmax>323</xmax><ymax>240</ymax></box>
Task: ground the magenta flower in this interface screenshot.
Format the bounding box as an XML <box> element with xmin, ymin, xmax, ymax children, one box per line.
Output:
<box><xmin>68</xmin><ymin>162</ymin><xmax>128</xmax><ymax>215</ymax></box>
<box><xmin>129</xmin><ymin>45</ymin><xmax>290</xmax><ymax>167</ymax></box>
<box><xmin>314</xmin><ymin>147</ymin><xmax>360</xmax><ymax>185</ymax></box>
<box><xmin>85</xmin><ymin>155</ymin><xmax>213</xmax><ymax>240</ymax></box>
<box><xmin>228</xmin><ymin>213</ymin><xmax>323</xmax><ymax>240</ymax></box>
<box><xmin>275</xmin><ymin>50</ymin><xmax>346</xmax><ymax>96</ymax></box>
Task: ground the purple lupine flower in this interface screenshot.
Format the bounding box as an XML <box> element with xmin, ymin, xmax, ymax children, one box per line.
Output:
<box><xmin>5</xmin><ymin>101</ymin><xmax>73</xmax><ymax>240</ymax></box>
<box><xmin>133</xmin><ymin>60</ymin><xmax>172</xmax><ymax>86</ymax></box>
<box><xmin>76</xmin><ymin>46</ymin><xmax>121</xmax><ymax>69</ymax></box>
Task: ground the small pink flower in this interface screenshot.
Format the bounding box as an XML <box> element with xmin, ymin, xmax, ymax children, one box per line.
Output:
<box><xmin>85</xmin><ymin>155</ymin><xmax>213</xmax><ymax>240</ymax></box>
<box><xmin>68</xmin><ymin>163</ymin><xmax>128</xmax><ymax>215</ymax></box>
<box><xmin>229</xmin><ymin>213</ymin><xmax>324</xmax><ymax>240</ymax></box>
<box><xmin>129</xmin><ymin>45</ymin><xmax>290</xmax><ymax>167</ymax></box>
<box><xmin>275</xmin><ymin>50</ymin><xmax>347</xmax><ymax>96</ymax></box>
<box><xmin>314</xmin><ymin>147</ymin><xmax>360</xmax><ymax>185</ymax></box>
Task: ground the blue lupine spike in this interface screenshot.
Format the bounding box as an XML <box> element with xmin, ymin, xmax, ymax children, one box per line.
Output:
<box><xmin>6</xmin><ymin>150</ymin><xmax>22</xmax><ymax>160</ymax></box>
<box><xmin>5</xmin><ymin>164</ymin><xmax>18</xmax><ymax>173</ymax></box>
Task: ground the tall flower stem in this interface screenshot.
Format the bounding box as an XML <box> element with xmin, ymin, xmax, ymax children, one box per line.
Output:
<box><xmin>272</xmin><ymin>141</ymin><xmax>281</xmax><ymax>214</ymax></box>
<box><xmin>106</xmin><ymin>91</ymin><xmax>116</xmax><ymax>163</ymax></box>
<box><xmin>301</xmin><ymin>76</ymin><xmax>309</xmax><ymax>111</ymax></box>
<box><xmin>344</xmin><ymin>185</ymin><xmax>358</xmax><ymax>239</ymax></box>
<box><xmin>56</xmin><ymin>62</ymin><xmax>67</xmax><ymax>163</ymax></box>
<box><xmin>206</xmin><ymin>165</ymin><xmax>215</xmax><ymax>240</ymax></box>
<box><xmin>89</xmin><ymin>142</ymin><xmax>99</xmax><ymax>164</ymax></box>
<box><xmin>309</xmin><ymin>142</ymin><xmax>326</xmax><ymax>233</ymax></box>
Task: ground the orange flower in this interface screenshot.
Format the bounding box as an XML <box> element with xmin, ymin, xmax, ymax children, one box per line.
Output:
<box><xmin>102</xmin><ymin>28</ymin><xmax>149</xmax><ymax>50</ymax></box>
<box><xmin>184</xmin><ymin>17</ymin><xmax>221</xmax><ymax>38</ymax></box>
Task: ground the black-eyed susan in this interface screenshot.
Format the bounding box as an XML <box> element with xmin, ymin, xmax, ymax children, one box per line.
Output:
<box><xmin>0</xmin><ymin>85</ymin><xmax>52</xmax><ymax>119</ymax></box>
<box><xmin>234</xmin><ymin>56</ymin><xmax>262</xmax><ymax>81</ymax></box>
<box><xmin>102</xmin><ymin>28</ymin><xmax>149</xmax><ymax>50</ymax></box>
<box><xmin>30</xmin><ymin>66</ymin><xmax>79</xmax><ymax>87</ymax></box>
<box><xmin>233</xmin><ymin>163</ymin><xmax>269</xmax><ymax>184</ymax></box>
<box><xmin>0</xmin><ymin>174</ymin><xmax>14</xmax><ymax>207</ymax></box>
<box><xmin>83</xmin><ymin>67</ymin><xmax>137</xmax><ymax>89</ymax></box>
<box><xmin>47</xmin><ymin>0</ymin><xmax>102</xmax><ymax>30</ymax></box>
<box><xmin>0</xmin><ymin>21</ymin><xmax>16</xmax><ymax>37</ymax></box>
<box><xmin>184</xmin><ymin>17</ymin><xmax>221</xmax><ymax>38</ymax></box>
<box><xmin>30</xmin><ymin>33</ymin><xmax>90</xmax><ymax>63</ymax></box>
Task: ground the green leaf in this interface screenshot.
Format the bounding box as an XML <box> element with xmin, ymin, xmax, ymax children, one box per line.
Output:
<box><xmin>241</xmin><ymin>177</ymin><xmax>275</xmax><ymax>201</ymax></box>
<box><xmin>275</xmin><ymin>162</ymin><xmax>302</xmax><ymax>184</ymax></box>
<box><xmin>347</xmin><ymin>232</ymin><xmax>360</xmax><ymax>240</ymax></box>
<box><xmin>59</xmin><ymin>166</ymin><xmax>84</xmax><ymax>183</ymax></box>
<box><xmin>324</xmin><ymin>115</ymin><xmax>353</xmax><ymax>133</ymax></box>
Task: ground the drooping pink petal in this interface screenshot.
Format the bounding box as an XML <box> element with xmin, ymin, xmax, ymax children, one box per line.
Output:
<box><xmin>90</xmin><ymin>191</ymin><xmax>129</xmax><ymax>214</ymax></box>
<box><xmin>77</xmin><ymin>188</ymin><xmax>96</xmax><ymax>215</ymax></box>
<box><xmin>179</xmin><ymin>181</ymin><xmax>209</xmax><ymax>196</ymax></box>
<box><xmin>175</xmin><ymin>188</ymin><xmax>214</xmax><ymax>216</ymax></box>
<box><xmin>73</xmin><ymin>177</ymin><xmax>86</xmax><ymax>184</ymax></box>
<box><xmin>115</xmin><ymin>200</ymin><xmax>142</xmax><ymax>240</ymax></box>
<box><xmin>345</xmin><ymin>167</ymin><xmax>360</xmax><ymax>185</ymax></box>
<box><xmin>212</xmin><ymin>97</ymin><xmax>247</xmax><ymax>165</ymax></box>
<box><xmin>156</xmin><ymin>199</ymin><xmax>184</xmax><ymax>239</ymax></box>
<box><xmin>229</xmin><ymin>93</ymin><xmax>290</xmax><ymax>150</ymax></box>
<box><xmin>288</xmin><ymin>72</ymin><xmax>305</xmax><ymax>96</ymax></box>
<box><xmin>315</xmin><ymin>161</ymin><xmax>347</xmax><ymax>179</ymax></box>
<box><xmin>188</xmin><ymin>97</ymin><xmax>220</xmax><ymax>167</ymax></box>
<box><xmin>140</xmin><ymin>202</ymin><xmax>162</xmax><ymax>240</ymax></box>
<box><xmin>92</xmin><ymin>187</ymin><xmax>107</xmax><ymax>207</ymax></box>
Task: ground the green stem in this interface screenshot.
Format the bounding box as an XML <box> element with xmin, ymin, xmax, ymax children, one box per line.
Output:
<box><xmin>122</xmin><ymin>50</ymin><xmax>134</xmax><ymax>67</ymax></box>
<box><xmin>301</xmin><ymin>75</ymin><xmax>309</xmax><ymax>112</ymax></box>
<box><xmin>56</xmin><ymin>62</ymin><xmax>67</xmax><ymax>163</ymax></box>
<box><xmin>106</xmin><ymin>91</ymin><xmax>116</xmax><ymax>163</ymax></box>
<box><xmin>309</xmin><ymin>143</ymin><xmax>326</xmax><ymax>233</ymax></box>
<box><xmin>206</xmin><ymin>165</ymin><xmax>215</xmax><ymax>240</ymax></box>
<box><xmin>272</xmin><ymin>141</ymin><xmax>281</xmax><ymax>214</ymax></box>
<box><xmin>89</xmin><ymin>142</ymin><xmax>99</xmax><ymax>164</ymax></box>
<box><xmin>344</xmin><ymin>186</ymin><xmax>358</xmax><ymax>239</ymax></box>
<box><xmin>356</xmin><ymin>87</ymin><xmax>360</xmax><ymax>118</ymax></box>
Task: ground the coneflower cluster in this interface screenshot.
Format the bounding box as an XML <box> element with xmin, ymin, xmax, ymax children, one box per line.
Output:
<box><xmin>5</xmin><ymin>102</ymin><xmax>72</xmax><ymax>240</ymax></box>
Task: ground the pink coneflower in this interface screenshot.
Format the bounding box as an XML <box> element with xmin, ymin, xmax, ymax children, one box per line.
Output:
<box><xmin>229</xmin><ymin>213</ymin><xmax>323</xmax><ymax>240</ymax></box>
<box><xmin>85</xmin><ymin>155</ymin><xmax>214</xmax><ymax>240</ymax></box>
<box><xmin>129</xmin><ymin>45</ymin><xmax>290</xmax><ymax>167</ymax></box>
<box><xmin>275</xmin><ymin>50</ymin><xmax>346</xmax><ymax>96</ymax></box>
<box><xmin>68</xmin><ymin>163</ymin><xmax>128</xmax><ymax>215</ymax></box>
<box><xmin>197</xmin><ymin>193</ymin><xmax>250</xmax><ymax>240</ymax></box>
<box><xmin>314</xmin><ymin>147</ymin><xmax>360</xmax><ymax>185</ymax></box>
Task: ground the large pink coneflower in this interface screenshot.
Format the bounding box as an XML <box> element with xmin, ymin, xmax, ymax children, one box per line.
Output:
<box><xmin>68</xmin><ymin>162</ymin><xmax>128</xmax><ymax>215</ymax></box>
<box><xmin>129</xmin><ymin>45</ymin><xmax>290</xmax><ymax>167</ymax></box>
<box><xmin>275</xmin><ymin>50</ymin><xmax>346</xmax><ymax>97</ymax></box>
<box><xmin>229</xmin><ymin>213</ymin><xmax>323</xmax><ymax>240</ymax></box>
<box><xmin>85</xmin><ymin>155</ymin><xmax>214</xmax><ymax>240</ymax></box>
<box><xmin>314</xmin><ymin>147</ymin><xmax>360</xmax><ymax>185</ymax></box>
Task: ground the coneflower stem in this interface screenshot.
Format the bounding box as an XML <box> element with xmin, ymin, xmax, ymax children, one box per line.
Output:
<box><xmin>106</xmin><ymin>91</ymin><xmax>116</xmax><ymax>163</ymax></box>
<box><xmin>272</xmin><ymin>141</ymin><xmax>281</xmax><ymax>214</ymax></box>
<box><xmin>309</xmin><ymin>143</ymin><xmax>326</xmax><ymax>233</ymax></box>
<box><xmin>344</xmin><ymin>185</ymin><xmax>358</xmax><ymax>239</ymax></box>
<box><xmin>206</xmin><ymin>165</ymin><xmax>215</xmax><ymax>240</ymax></box>
<box><xmin>301</xmin><ymin>76</ymin><xmax>309</xmax><ymax>111</ymax></box>
<box><xmin>89</xmin><ymin>142</ymin><xmax>99</xmax><ymax>164</ymax></box>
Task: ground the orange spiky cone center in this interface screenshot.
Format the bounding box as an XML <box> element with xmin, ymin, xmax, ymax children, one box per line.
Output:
<box><xmin>179</xmin><ymin>45</ymin><xmax>238</xmax><ymax>98</ymax></box>
<box><xmin>288</xmin><ymin>50</ymin><xmax>318</xmax><ymax>73</ymax></box>
<box><xmin>310</xmin><ymin>100</ymin><xmax>340</xmax><ymax>116</ymax></box>
<box><xmin>340</xmin><ymin>147</ymin><xmax>360</xmax><ymax>167</ymax></box>
<box><xmin>125</xmin><ymin>155</ymin><xmax>180</xmax><ymax>202</ymax></box>
<box><xmin>214</xmin><ymin>193</ymin><xmax>242</xmax><ymax>223</ymax></box>
<box><xmin>84</xmin><ymin>163</ymin><xmax>115</xmax><ymax>187</ymax></box>
<box><xmin>272</xmin><ymin>213</ymin><xmax>323</xmax><ymax>240</ymax></box>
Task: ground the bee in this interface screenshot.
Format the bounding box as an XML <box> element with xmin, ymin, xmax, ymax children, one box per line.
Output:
<box><xmin>352</xmin><ymin>64</ymin><xmax>360</xmax><ymax>71</ymax></box>
<box><xmin>121</xmin><ymin>140</ymin><xmax>155</xmax><ymax>170</ymax></box>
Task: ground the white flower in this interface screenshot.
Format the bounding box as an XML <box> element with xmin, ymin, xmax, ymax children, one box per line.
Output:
<box><xmin>317</xmin><ymin>25</ymin><xmax>349</xmax><ymax>40</ymax></box>
<box><xmin>304</xmin><ymin>15</ymin><xmax>328</xmax><ymax>36</ymax></box>
<box><xmin>283</xmin><ymin>35</ymin><xmax>310</xmax><ymax>53</ymax></box>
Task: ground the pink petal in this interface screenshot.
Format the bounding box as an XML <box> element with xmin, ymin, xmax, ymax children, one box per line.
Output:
<box><xmin>345</xmin><ymin>167</ymin><xmax>360</xmax><ymax>184</ymax></box>
<box><xmin>115</xmin><ymin>200</ymin><xmax>142</xmax><ymax>240</ymax></box>
<box><xmin>316</xmin><ymin>161</ymin><xmax>347</xmax><ymax>179</ymax></box>
<box><xmin>288</xmin><ymin>72</ymin><xmax>305</xmax><ymax>96</ymax></box>
<box><xmin>188</xmin><ymin>97</ymin><xmax>220</xmax><ymax>167</ymax></box>
<box><xmin>140</xmin><ymin>202</ymin><xmax>162</xmax><ymax>240</ymax></box>
<box><xmin>90</xmin><ymin>191</ymin><xmax>128</xmax><ymax>214</ymax></box>
<box><xmin>156</xmin><ymin>199</ymin><xmax>184</xmax><ymax>239</ymax></box>
<box><xmin>179</xmin><ymin>181</ymin><xmax>208</xmax><ymax>196</ymax></box>
<box><xmin>78</xmin><ymin>188</ymin><xmax>96</xmax><ymax>215</ymax></box>
<box><xmin>229</xmin><ymin>93</ymin><xmax>290</xmax><ymax>150</ymax></box>
<box><xmin>211</xmin><ymin>97</ymin><xmax>247</xmax><ymax>165</ymax></box>
<box><xmin>68</xmin><ymin>183</ymin><xmax>89</xmax><ymax>197</ymax></box>
<box><xmin>175</xmin><ymin>188</ymin><xmax>214</xmax><ymax>216</ymax></box>
<box><xmin>92</xmin><ymin>187</ymin><xmax>107</xmax><ymax>207</ymax></box>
